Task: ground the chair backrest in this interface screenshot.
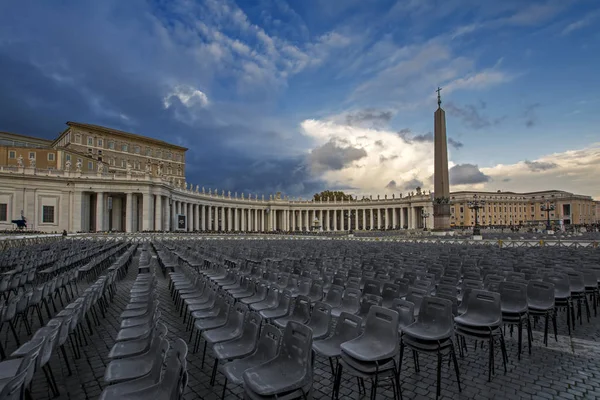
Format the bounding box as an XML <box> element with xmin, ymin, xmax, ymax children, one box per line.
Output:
<box><xmin>278</xmin><ymin>321</ymin><xmax>313</xmax><ymax>369</ymax></box>
<box><xmin>0</xmin><ymin>361</ymin><xmax>29</xmax><ymax>400</ymax></box>
<box><xmin>307</xmin><ymin>302</ymin><xmax>331</xmax><ymax>331</ymax></box>
<box><xmin>381</xmin><ymin>283</ymin><xmax>399</xmax><ymax>301</ymax></box>
<box><xmin>436</xmin><ymin>284</ymin><xmax>457</xmax><ymax>298</ymax></box>
<box><xmin>292</xmin><ymin>295</ymin><xmax>311</xmax><ymax>321</ymax></box>
<box><xmin>308</xmin><ymin>280</ymin><xmax>323</xmax><ymax>297</ymax></box>
<box><xmin>527</xmin><ymin>281</ymin><xmax>555</xmax><ymax>308</ymax></box>
<box><xmin>341</xmin><ymin>288</ymin><xmax>361</xmax><ymax>307</ymax></box>
<box><xmin>334</xmin><ymin>312</ymin><xmax>362</xmax><ymax>342</ymax></box>
<box><xmin>416</xmin><ymin>296</ymin><xmax>453</xmax><ymax>331</ymax></box>
<box><xmin>390</xmin><ymin>299</ymin><xmax>414</xmax><ymax>329</ymax></box>
<box><xmin>357</xmin><ymin>294</ymin><xmax>382</xmax><ymax>316</ymax></box>
<box><xmin>498</xmin><ymin>282</ymin><xmax>527</xmax><ymax>310</ymax></box>
<box><xmin>254</xmin><ymin>324</ymin><xmax>282</xmax><ymax>362</ymax></box>
<box><xmin>324</xmin><ymin>285</ymin><xmax>343</xmax><ymax>306</ymax></box>
<box><xmin>362</xmin><ymin>279</ymin><xmax>381</xmax><ymax>296</ymax></box>
<box><xmin>361</xmin><ymin>306</ymin><xmax>399</xmax><ymax>345</ymax></box>
<box><xmin>19</xmin><ymin>336</ymin><xmax>45</xmax><ymax>388</ymax></box>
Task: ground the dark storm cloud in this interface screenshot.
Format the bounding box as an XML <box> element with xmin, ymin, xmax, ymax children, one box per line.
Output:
<box><xmin>385</xmin><ymin>178</ymin><xmax>423</xmax><ymax>191</ymax></box>
<box><xmin>523</xmin><ymin>103</ymin><xmax>541</xmax><ymax>128</ymax></box>
<box><xmin>524</xmin><ymin>160</ymin><xmax>557</xmax><ymax>171</ymax></box>
<box><xmin>445</xmin><ymin>101</ymin><xmax>505</xmax><ymax>130</ymax></box>
<box><xmin>309</xmin><ymin>139</ymin><xmax>367</xmax><ymax>172</ymax></box>
<box><xmin>0</xmin><ymin>0</ymin><xmax>317</xmax><ymax>196</ymax></box>
<box><xmin>449</xmin><ymin>164</ymin><xmax>490</xmax><ymax>185</ymax></box>
<box><xmin>345</xmin><ymin>108</ymin><xmax>393</xmax><ymax>128</ymax></box>
<box><xmin>448</xmin><ymin>137</ymin><xmax>464</xmax><ymax>149</ymax></box>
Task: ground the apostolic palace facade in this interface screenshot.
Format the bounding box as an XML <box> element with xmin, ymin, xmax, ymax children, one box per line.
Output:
<box><xmin>0</xmin><ymin>122</ymin><xmax>596</xmax><ymax>233</ymax></box>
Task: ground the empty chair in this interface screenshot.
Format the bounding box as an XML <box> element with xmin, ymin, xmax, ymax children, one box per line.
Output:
<box><xmin>331</xmin><ymin>288</ymin><xmax>361</xmax><ymax>318</ymax></box>
<box><xmin>273</xmin><ymin>295</ymin><xmax>311</xmax><ymax>329</ymax></box>
<box><xmin>355</xmin><ymin>294</ymin><xmax>382</xmax><ymax>320</ymax></box>
<box><xmin>200</xmin><ymin>303</ymin><xmax>247</xmax><ymax>368</ymax></box>
<box><xmin>498</xmin><ymin>282</ymin><xmax>531</xmax><ymax>360</ymax></box>
<box><xmin>307</xmin><ymin>281</ymin><xmax>324</xmax><ymax>303</ymax></box>
<box><xmin>381</xmin><ymin>283</ymin><xmax>400</xmax><ymax>308</ymax></box>
<box><xmin>210</xmin><ymin>312</ymin><xmax>263</xmax><ymax>386</ymax></box>
<box><xmin>322</xmin><ymin>285</ymin><xmax>344</xmax><ymax>309</ymax></box>
<box><xmin>455</xmin><ymin>290</ymin><xmax>507</xmax><ymax>382</ymax></box>
<box><xmin>312</xmin><ymin>312</ymin><xmax>362</xmax><ymax>376</ymax></box>
<box><xmin>241</xmin><ymin>282</ymin><xmax>268</xmax><ymax>305</ymax></box>
<box><xmin>259</xmin><ymin>290</ymin><xmax>293</xmax><ymax>322</ymax></box>
<box><xmin>389</xmin><ymin>299</ymin><xmax>415</xmax><ymax>333</ymax></box>
<box><xmin>543</xmin><ymin>272</ymin><xmax>573</xmax><ymax>336</ymax></box>
<box><xmin>104</xmin><ymin>337</ymin><xmax>169</xmax><ymax>384</ymax></box>
<box><xmin>243</xmin><ymin>322</ymin><xmax>313</xmax><ymax>399</ymax></box>
<box><xmin>527</xmin><ymin>281</ymin><xmax>556</xmax><ymax>346</ymax></box>
<box><xmin>306</xmin><ymin>302</ymin><xmax>332</xmax><ymax>340</ymax></box>
<box><xmin>336</xmin><ymin>306</ymin><xmax>401</xmax><ymax>400</ymax></box>
<box><xmin>250</xmin><ymin>288</ymin><xmax>280</xmax><ymax>312</ymax></box>
<box><xmin>362</xmin><ymin>279</ymin><xmax>382</xmax><ymax>296</ymax></box>
<box><xmin>401</xmin><ymin>297</ymin><xmax>461</xmax><ymax>399</ymax></box>
<box><xmin>220</xmin><ymin>324</ymin><xmax>282</xmax><ymax>399</ymax></box>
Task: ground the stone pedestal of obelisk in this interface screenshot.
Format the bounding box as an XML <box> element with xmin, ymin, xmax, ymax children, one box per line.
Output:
<box><xmin>433</xmin><ymin>88</ymin><xmax>451</xmax><ymax>232</ymax></box>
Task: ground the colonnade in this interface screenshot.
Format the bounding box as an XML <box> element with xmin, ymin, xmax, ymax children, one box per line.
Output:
<box><xmin>89</xmin><ymin>191</ymin><xmax>432</xmax><ymax>232</ymax></box>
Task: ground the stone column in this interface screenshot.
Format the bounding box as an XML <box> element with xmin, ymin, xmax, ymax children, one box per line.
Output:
<box><xmin>125</xmin><ymin>192</ymin><xmax>132</xmax><ymax>232</ymax></box>
<box><xmin>361</xmin><ymin>209</ymin><xmax>366</xmax><ymax>230</ymax></box>
<box><xmin>142</xmin><ymin>192</ymin><xmax>152</xmax><ymax>231</ymax></box>
<box><xmin>195</xmin><ymin>204</ymin><xmax>200</xmax><ymax>231</ymax></box>
<box><xmin>207</xmin><ymin>206</ymin><xmax>212</xmax><ymax>231</ymax></box>
<box><xmin>392</xmin><ymin>208</ymin><xmax>397</xmax><ymax>229</ymax></box>
<box><xmin>355</xmin><ymin>209</ymin><xmax>359</xmax><ymax>230</ymax></box>
<box><xmin>96</xmin><ymin>192</ymin><xmax>105</xmax><ymax>232</ymax></box>
<box><xmin>347</xmin><ymin>211</ymin><xmax>351</xmax><ymax>231</ymax></box>
<box><xmin>369</xmin><ymin>209</ymin><xmax>374</xmax><ymax>230</ymax></box>
<box><xmin>154</xmin><ymin>195</ymin><xmax>162</xmax><ymax>231</ymax></box>
<box><xmin>234</xmin><ymin>208</ymin><xmax>239</xmax><ymax>231</ymax></box>
<box><xmin>377</xmin><ymin>209</ymin><xmax>381</xmax><ymax>229</ymax></box>
<box><xmin>220</xmin><ymin>207</ymin><xmax>225</xmax><ymax>232</ymax></box>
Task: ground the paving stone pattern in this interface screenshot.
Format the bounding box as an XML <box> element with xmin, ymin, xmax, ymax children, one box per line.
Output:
<box><xmin>12</xmin><ymin>249</ymin><xmax>600</xmax><ymax>400</ymax></box>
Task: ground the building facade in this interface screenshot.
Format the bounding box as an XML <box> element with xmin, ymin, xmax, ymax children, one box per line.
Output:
<box><xmin>0</xmin><ymin>123</ymin><xmax>596</xmax><ymax>232</ymax></box>
<box><xmin>449</xmin><ymin>190</ymin><xmax>597</xmax><ymax>228</ymax></box>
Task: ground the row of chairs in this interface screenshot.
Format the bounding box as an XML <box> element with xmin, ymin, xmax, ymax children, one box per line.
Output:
<box><xmin>99</xmin><ymin>251</ymin><xmax>188</xmax><ymax>400</ymax></box>
<box><xmin>0</xmin><ymin>244</ymin><xmax>135</xmax><ymax>399</ymax></box>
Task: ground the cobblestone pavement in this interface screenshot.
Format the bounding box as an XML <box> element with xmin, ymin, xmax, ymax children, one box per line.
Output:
<box><xmin>13</xmin><ymin>250</ymin><xmax>600</xmax><ymax>400</ymax></box>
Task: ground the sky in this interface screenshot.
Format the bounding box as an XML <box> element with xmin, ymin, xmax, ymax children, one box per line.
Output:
<box><xmin>1</xmin><ymin>0</ymin><xmax>599</xmax><ymax>199</ymax></box>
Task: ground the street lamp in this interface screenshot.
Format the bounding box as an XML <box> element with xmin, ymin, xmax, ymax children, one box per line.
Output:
<box><xmin>467</xmin><ymin>195</ymin><xmax>486</xmax><ymax>236</ymax></box>
<box><xmin>421</xmin><ymin>210</ymin><xmax>430</xmax><ymax>230</ymax></box>
<box><xmin>540</xmin><ymin>202</ymin><xmax>555</xmax><ymax>232</ymax></box>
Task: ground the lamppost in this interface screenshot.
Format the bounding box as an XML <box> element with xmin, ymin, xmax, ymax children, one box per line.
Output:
<box><xmin>540</xmin><ymin>202</ymin><xmax>555</xmax><ymax>232</ymax></box>
<box><xmin>467</xmin><ymin>195</ymin><xmax>486</xmax><ymax>236</ymax></box>
<box><xmin>421</xmin><ymin>210</ymin><xmax>430</xmax><ymax>230</ymax></box>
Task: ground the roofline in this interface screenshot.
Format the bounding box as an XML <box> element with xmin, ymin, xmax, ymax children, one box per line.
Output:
<box><xmin>450</xmin><ymin>190</ymin><xmax>571</xmax><ymax>195</ymax></box>
<box><xmin>52</xmin><ymin>122</ymin><xmax>188</xmax><ymax>151</ymax></box>
<box><xmin>0</xmin><ymin>130</ymin><xmax>53</xmax><ymax>144</ymax></box>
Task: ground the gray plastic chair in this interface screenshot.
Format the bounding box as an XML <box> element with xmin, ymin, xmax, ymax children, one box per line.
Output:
<box><xmin>331</xmin><ymin>289</ymin><xmax>361</xmax><ymax>318</ymax></box>
<box><xmin>109</xmin><ymin>322</ymin><xmax>168</xmax><ymax>360</ymax></box>
<box><xmin>242</xmin><ymin>283</ymin><xmax>268</xmax><ymax>305</ymax></box>
<box><xmin>322</xmin><ymin>285</ymin><xmax>344</xmax><ymax>309</ymax></box>
<box><xmin>312</xmin><ymin>312</ymin><xmax>362</xmax><ymax>376</ymax></box>
<box><xmin>273</xmin><ymin>295</ymin><xmax>311</xmax><ymax>329</ymax></box>
<box><xmin>566</xmin><ymin>271</ymin><xmax>590</xmax><ymax>325</ymax></box>
<box><xmin>336</xmin><ymin>306</ymin><xmax>400</xmax><ymax>400</ymax></box>
<box><xmin>355</xmin><ymin>294</ymin><xmax>383</xmax><ymax>320</ymax></box>
<box><xmin>543</xmin><ymin>272</ymin><xmax>573</xmax><ymax>336</ymax></box>
<box><xmin>250</xmin><ymin>288</ymin><xmax>280</xmax><ymax>312</ymax></box>
<box><xmin>455</xmin><ymin>290</ymin><xmax>506</xmax><ymax>382</ymax></box>
<box><xmin>527</xmin><ymin>281</ymin><xmax>556</xmax><ymax>346</ymax></box>
<box><xmin>210</xmin><ymin>312</ymin><xmax>263</xmax><ymax>386</ymax></box>
<box><xmin>389</xmin><ymin>299</ymin><xmax>414</xmax><ymax>332</ymax></box>
<box><xmin>192</xmin><ymin>300</ymin><xmax>232</xmax><ymax>353</ymax></box>
<box><xmin>101</xmin><ymin>338</ymin><xmax>188</xmax><ymax>400</ymax></box>
<box><xmin>104</xmin><ymin>337</ymin><xmax>169</xmax><ymax>385</ymax></box>
<box><xmin>0</xmin><ymin>360</ymin><xmax>29</xmax><ymax>400</ymax></box>
<box><xmin>498</xmin><ymin>282</ymin><xmax>531</xmax><ymax>360</ymax></box>
<box><xmin>306</xmin><ymin>302</ymin><xmax>332</xmax><ymax>340</ymax></box>
<box><xmin>381</xmin><ymin>283</ymin><xmax>400</xmax><ymax>308</ymax></box>
<box><xmin>401</xmin><ymin>296</ymin><xmax>460</xmax><ymax>399</ymax></box>
<box><xmin>259</xmin><ymin>290</ymin><xmax>293</xmax><ymax>321</ymax></box>
<box><xmin>243</xmin><ymin>321</ymin><xmax>313</xmax><ymax>399</ymax></box>
<box><xmin>200</xmin><ymin>303</ymin><xmax>248</xmax><ymax>368</ymax></box>
<box><xmin>220</xmin><ymin>324</ymin><xmax>282</xmax><ymax>399</ymax></box>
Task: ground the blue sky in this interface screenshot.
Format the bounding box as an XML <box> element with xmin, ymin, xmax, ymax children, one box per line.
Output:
<box><xmin>1</xmin><ymin>0</ymin><xmax>599</xmax><ymax>198</ymax></box>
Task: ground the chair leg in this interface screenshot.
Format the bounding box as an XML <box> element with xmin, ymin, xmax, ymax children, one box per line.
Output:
<box><xmin>9</xmin><ymin>320</ymin><xmax>20</xmax><ymax>346</ymax></box>
<box><xmin>566</xmin><ymin>302</ymin><xmax>572</xmax><ymax>336</ymax></box>
<box><xmin>221</xmin><ymin>378</ymin><xmax>228</xmax><ymax>400</ymax></box>
<box><xmin>488</xmin><ymin>337</ymin><xmax>493</xmax><ymax>382</ymax></box>
<box><xmin>450</xmin><ymin>342</ymin><xmax>461</xmax><ymax>392</ymax></box>
<box><xmin>60</xmin><ymin>345</ymin><xmax>73</xmax><ymax>376</ymax></box>
<box><xmin>210</xmin><ymin>358</ymin><xmax>219</xmax><ymax>386</ymax></box>
<box><xmin>436</xmin><ymin>351</ymin><xmax>442</xmax><ymax>399</ymax></box>
<box><xmin>517</xmin><ymin>320</ymin><xmax>522</xmax><ymax>361</ymax></box>
<box><xmin>543</xmin><ymin>314</ymin><xmax>549</xmax><ymax>346</ymax></box>
<box><xmin>499</xmin><ymin>331</ymin><xmax>508</xmax><ymax>374</ymax></box>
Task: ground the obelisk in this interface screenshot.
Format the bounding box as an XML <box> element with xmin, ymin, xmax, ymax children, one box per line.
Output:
<box><xmin>433</xmin><ymin>87</ymin><xmax>451</xmax><ymax>231</ymax></box>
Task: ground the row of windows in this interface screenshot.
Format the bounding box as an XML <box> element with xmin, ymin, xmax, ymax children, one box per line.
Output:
<box><xmin>73</xmin><ymin>134</ymin><xmax>182</xmax><ymax>161</ymax></box>
<box><xmin>0</xmin><ymin>204</ymin><xmax>54</xmax><ymax>223</ymax></box>
<box><xmin>8</xmin><ymin>151</ymin><xmax>55</xmax><ymax>161</ymax></box>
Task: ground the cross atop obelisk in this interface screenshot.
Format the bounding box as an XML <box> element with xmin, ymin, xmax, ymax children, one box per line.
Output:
<box><xmin>433</xmin><ymin>86</ymin><xmax>451</xmax><ymax>231</ymax></box>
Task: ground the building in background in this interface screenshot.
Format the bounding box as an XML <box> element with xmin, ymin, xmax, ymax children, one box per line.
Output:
<box><xmin>449</xmin><ymin>190</ymin><xmax>597</xmax><ymax>227</ymax></box>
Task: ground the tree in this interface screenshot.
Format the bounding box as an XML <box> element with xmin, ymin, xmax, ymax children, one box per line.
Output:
<box><xmin>313</xmin><ymin>190</ymin><xmax>354</xmax><ymax>202</ymax></box>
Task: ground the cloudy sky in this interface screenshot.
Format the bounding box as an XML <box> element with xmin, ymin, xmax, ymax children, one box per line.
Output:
<box><xmin>1</xmin><ymin>0</ymin><xmax>599</xmax><ymax>199</ymax></box>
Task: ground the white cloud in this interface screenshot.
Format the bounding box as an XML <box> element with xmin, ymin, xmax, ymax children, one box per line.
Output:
<box><xmin>300</xmin><ymin>119</ymin><xmax>437</xmax><ymax>195</ymax></box>
<box><xmin>562</xmin><ymin>11</ymin><xmax>600</xmax><ymax>35</ymax></box>
<box><xmin>163</xmin><ymin>85</ymin><xmax>209</xmax><ymax>108</ymax></box>
<box><xmin>478</xmin><ymin>144</ymin><xmax>600</xmax><ymax>199</ymax></box>
<box><xmin>300</xmin><ymin>117</ymin><xmax>600</xmax><ymax>200</ymax></box>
